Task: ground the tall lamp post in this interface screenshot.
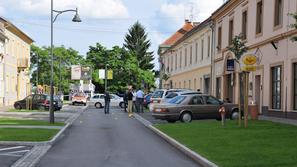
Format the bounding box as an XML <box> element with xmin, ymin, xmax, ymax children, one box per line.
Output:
<box><xmin>50</xmin><ymin>0</ymin><xmax>81</xmax><ymax>123</ymax></box>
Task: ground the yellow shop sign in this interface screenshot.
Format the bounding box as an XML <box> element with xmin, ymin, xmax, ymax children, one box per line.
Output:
<box><xmin>242</xmin><ymin>54</ymin><xmax>257</xmax><ymax>65</ymax></box>
<box><xmin>242</xmin><ymin>66</ymin><xmax>257</xmax><ymax>72</ymax></box>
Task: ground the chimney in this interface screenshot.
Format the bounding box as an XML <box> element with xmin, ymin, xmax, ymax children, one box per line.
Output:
<box><xmin>185</xmin><ymin>19</ymin><xmax>191</xmax><ymax>24</ymax></box>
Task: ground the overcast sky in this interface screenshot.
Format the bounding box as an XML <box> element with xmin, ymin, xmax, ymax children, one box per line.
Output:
<box><xmin>0</xmin><ymin>0</ymin><xmax>223</xmax><ymax>69</ymax></box>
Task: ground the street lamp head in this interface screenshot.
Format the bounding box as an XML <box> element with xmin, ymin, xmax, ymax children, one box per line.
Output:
<box><xmin>72</xmin><ymin>8</ymin><xmax>81</xmax><ymax>22</ymax></box>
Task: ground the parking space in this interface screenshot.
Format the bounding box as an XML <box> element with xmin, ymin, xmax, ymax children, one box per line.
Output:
<box><xmin>0</xmin><ymin>145</ymin><xmax>32</xmax><ymax>167</ymax></box>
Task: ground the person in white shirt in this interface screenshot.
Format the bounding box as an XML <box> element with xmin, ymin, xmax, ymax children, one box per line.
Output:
<box><xmin>136</xmin><ymin>88</ymin><xmax>144</xmax><ymax>113</ymax></box>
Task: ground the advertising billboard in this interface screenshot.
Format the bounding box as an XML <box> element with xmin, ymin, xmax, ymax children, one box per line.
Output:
<box><xmin>71</xmin><ymin>65</ymin><xmax>92</xmax><ymax>80</ymax></box>
<box><xmin>71</xmin><ymin>65</ymin><xmax>81</xmax><ymax>80</ymax></box>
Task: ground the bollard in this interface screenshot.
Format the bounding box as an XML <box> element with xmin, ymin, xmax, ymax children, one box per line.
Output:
<box><xmin>219</xmin><ymin>106</ymin><xmax>226</xmax><ymax>127</ymax></box>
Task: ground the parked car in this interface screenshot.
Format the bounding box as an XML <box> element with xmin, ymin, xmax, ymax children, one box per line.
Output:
<box><xmin>152</xmin><ymin>93</ymin><xmax>239</xmax><ymax>123</ymax></box>
<box><xmin>54</xmin><ymin>95</ymin><xmax>63</xmax><ymax>111</ymax></box>
<box><xmin>164</xmin><ymin>90</ymin><xmax>198</xmax><ymax>103</ymax></box>
<box><xmin>14</xmin><ymin>94</ymin><xmax>60</xmax><ymax>111</ymax></box>
<box><xmin>149</xmin><ymin>89</ymin><xmax>191</xmax><ymax>111</ymax></box>
<box><xmin>72</xmin><ymin>92</ymin><xmax>87</xmax><ymax>106</ymax></box>
<box><xmin>144</xmin><ymin>93</ymin><xmax>152</xmax><ymax>108</ymax></box>
<box><xmin>90</xmin><ymin>94</ymin><xmax>125</xmax><ymax>108</ymax></box>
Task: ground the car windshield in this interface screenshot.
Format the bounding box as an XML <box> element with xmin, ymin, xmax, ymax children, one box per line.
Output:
<box><xmin>152</xmin><ymin>91</ymin><xmax>164</xmax><ymax>98</ymax></box>
<box><xmin>168</xmin><ymin>96</ymin><xmax>186</xmax><ymax>104</ymax></box>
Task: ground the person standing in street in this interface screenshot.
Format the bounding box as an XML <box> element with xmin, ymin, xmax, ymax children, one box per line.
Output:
<box><xmin>123</xmin><ymin>90</ymin><xmax>128</xmax><ymax>112</ymax></box>
<box><xmin>136</xmin><ymin>88</ymin><xmax>144</xmax><ymax>113</ymax></box>
<box><xmin>127</xmin><ymin>87</ymin><xmax>134</xmax><ymax>117</ymax></box>
<box><xmin>104</xmin><ymin>91</ymin><xmax>110</xmax><ymax>114</ymax></box>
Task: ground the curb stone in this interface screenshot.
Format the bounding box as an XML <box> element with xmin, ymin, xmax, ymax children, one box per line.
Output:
<box><xmin>134</xmin><ymin>113</ymin><xmax>218</xmax><ymax>167</ymax></box>
<box><xmin>10</xmin><ymin>105</ymin><xmax>88</xmax><ymax>167</ymax></box>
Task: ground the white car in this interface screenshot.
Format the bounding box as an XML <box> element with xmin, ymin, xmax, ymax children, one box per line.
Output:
<box><xmin>90</xmin><ymin>94</ymin><xmax>124</xmax><ymax>108</ymax></box>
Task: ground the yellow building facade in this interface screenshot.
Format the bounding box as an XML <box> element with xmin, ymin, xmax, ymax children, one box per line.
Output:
<box><xmin>0</xmin><ymin>17</ymin><xmax>33</xmax><ymax>106</ymax></box>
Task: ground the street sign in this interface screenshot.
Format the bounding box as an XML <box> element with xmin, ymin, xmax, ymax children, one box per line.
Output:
<box><xmin>242</xmin><ymin>54</ymin><xmax>257</xmax><ymax>65</ymax></box>
<box><xmin>107</xmin><ymin>70</ymin><xmax>113</xmax><ymax>80</ymax></box>
<box><xmin>242</xmin><ymin>66</ymin><xmax>257</xmax><ymax>72</ymax></box>
<box><xmin>99</xmin><ymin>69</ymin><xmax>105</xmax><ymax>79</ymax></box>
<box><xmin>71</xmin><ymin>65</ymin><xmax>81</xmax><ymax>80</ymax></box>
<box><xmin>227</xmin><ymin>59</ymin><xmax>235</xmax><ymax>71</ymax></box>
<box><xmin>81</xmin><ymin>66</ymin><xmax>92</xmax><ymax>80</ymax></box>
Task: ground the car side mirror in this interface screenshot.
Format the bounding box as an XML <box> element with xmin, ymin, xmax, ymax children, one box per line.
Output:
<box><xmin>219</xmin><ymin>100</ymin><xmax>224</xmax><ymax>105</ymax></box>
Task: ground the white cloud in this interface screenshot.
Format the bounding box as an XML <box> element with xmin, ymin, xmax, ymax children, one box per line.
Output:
<box><xmin>160</xmin><ymin>0</ymin><xmax>223</xmax><ymax>23</ymax></box>
<box><xmin>3</xmin><ymin>0</ymin><xmax>129</xmax><ymax>18</ymax></box>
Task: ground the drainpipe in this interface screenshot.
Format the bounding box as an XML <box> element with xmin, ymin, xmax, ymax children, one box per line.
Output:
<box><xmin>210</xmin><ymin>21</ymin><xmax>216</xmax><ymax>96</ymax></box>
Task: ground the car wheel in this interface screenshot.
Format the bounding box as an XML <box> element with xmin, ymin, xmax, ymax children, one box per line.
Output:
<box><xmin>167</xmin><ymin>120</ymin><xmax>176</xmax><ymax>123</ymax></box>
<box><xmin>119</xmin><ymin>102</ymin><xmax>125</xmax><ymax>108</ymax></box>
<box><xmin>84</xmin><ymin>103</ymin><xmax>87</xmax><ymax>106</ymax></box>
<box><xmin>15</xmin><ymin>104</ymin><xmax>22</xmax><ymax>110</ymax></box>
<box><xmin>231</xmin><ymin>109</ymin><xmax>239</xmax><ymax>120</ymax></box>
<box><xmin>180</xmin><ymin>112</ymin><xmax>192</xmax><ymax>123</ymax></box>
<box><xmin>95</xmin><ymin>102</ymin><xmax>102</xmax><ymax>109</ymax></box>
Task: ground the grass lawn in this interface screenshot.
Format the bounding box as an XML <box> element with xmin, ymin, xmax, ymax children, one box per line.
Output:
<box><xmin>0</xmin><ymin>128</ymin><xmax>59</xmax><ymax>141</ymax></box>
<box><xmin>155</xmin><ymin>120</ymin><xmax>297</xmax><ymax>167</ymax></box>
<box><xmin>0</xmin><ymin>118</ymin><xmax>64</xmax><ymax>126</ymax></box>
<box><xmin>8</xmin><ymin>109</ymin><xmax>46</xmax><ymax>112</ymax></box>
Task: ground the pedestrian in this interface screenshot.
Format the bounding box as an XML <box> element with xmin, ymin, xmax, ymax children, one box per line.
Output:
<box><xmin>123</xmin><ymin>90</ymin><xmax>128</xmax><ymax>112</ymax></box>
<box><xmin>136</xmin><ymin>87</ymin><xmax>144</xmax><ymax>113</ymax></box>
<box><xmin>104</xmin><ymin>91</ymin><xmax>110</xmax><ymax>114</ymax></box>
<box><xmin>127</xmin><ymin>87</ymin><xmax>134</xmax><ymax>117</ymax></box>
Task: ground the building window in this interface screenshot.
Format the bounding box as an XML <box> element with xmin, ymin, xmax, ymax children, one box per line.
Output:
<box><xmin>189</xmin><ymin>80</ymin><xmax>191</xmax><ymax>89</ymax></box>
<box><xmin>242</xmin><ymin>10</ymin><xmax>248</xmax><ymax>40</ymax></box>
<box><xmin>185</xmin><ymin>48</ymin><xmax>187</xmax><ymax>66</ymax></box>
<box><xmin>229</xmin><ymin>19</ymin><xmax>234</xmax><ymax>45</ymax></box>
<box><xmin>170</xmin><ymin>55</ymin><xmax>173</xmax><ymax>72</ymax></box>
<box><xmin>194</xmin><ymin>78</ymin><xmax>197</xmax><ymax>90</ymax></box>
<box><xmin>217</xmin><ymin>26</ymin><xmax>222</xmax><ymax>50</ymax></box>
<box><xmin>207</xmin><ymin>36</ymin><xmax>211</xmax><ymax>57</ymax></box>
<box><xmin>201</xmin><ymin>39</ymin><xmax>204</xmax><ymax>60</ymax></box>
<box><xmin>184</xmin><ymin>81</ymin><xmax>186</xmax><ymax>89</ymax></box>
<box><xmin>175</xmin><ymin>54</ymin><xmax>177</xmax><ymax>70</ymax></box>
<box><xmin>180</xmin><ymin>50</ymin><xmax>182</xmax><ymax>68</ymax></box>
<box><xmin>179</xmin><ymin>82</ymin><xmax>181</xmax><ymax>88</ymax></box>
<box><xmin>216</xmin><ymin>77</ymin><xmax>221</xmax><ymax>99</ymax></box>
<box><xmin>195</xmin><ymin>42</ymin><xmax>198</xmax><ymax>63</ymax></box>
<box><xmin>274</xmin><ymin>0</ymin><xmax>283</xmax><ymax>27</ymax></box>
<box><xmin>190</xmin><ymin>45</ymin><xmax>193</xmax><ymax>65</ymax></box>
<box><xmin>271</xmin><ymin>66</ymin><xmax>282</xmax><ymax>110</ymax></box>
<box><xmin>256</xmin><ymin>0</ymin><xmax>263</xmax><ymax>35</ymax></box>
<box><xmin>293</xmin><ymin>63</ymin><xmax>297</xmax><ymax>110</ymax></box>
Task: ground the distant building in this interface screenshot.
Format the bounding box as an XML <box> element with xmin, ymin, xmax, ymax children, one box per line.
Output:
<box><xmin>0</xmin><ymin>17</ymin><xmax>34</xmax><ymax>106</ymax></box>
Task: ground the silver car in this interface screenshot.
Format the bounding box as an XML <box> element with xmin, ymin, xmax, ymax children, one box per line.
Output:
<box><xmin>152</xmin><ymin>93</ymin><xmax>239</xmax><ymax>123</ymax></box>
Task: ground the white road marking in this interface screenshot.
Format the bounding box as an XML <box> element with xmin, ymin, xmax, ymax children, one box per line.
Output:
<box><xmin>7</xmin><ymin>150</ymin><xmax>30</xmax><ymax>154</ymax></box>
<box><xmin>0</xmin><ymin>153</ymin><xmax>23</xmax><ymax>157</ymax></box>
<box><xmin>0</xmin><ymin>146</ymin><xmax>26</xmax><ymax>152</ymax></box>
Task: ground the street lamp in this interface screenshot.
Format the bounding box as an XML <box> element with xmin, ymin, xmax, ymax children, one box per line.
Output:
<box><xmin>50</xmin><ymin>0</ymin><xmax>81</xmax><ymax>123</ymax></box>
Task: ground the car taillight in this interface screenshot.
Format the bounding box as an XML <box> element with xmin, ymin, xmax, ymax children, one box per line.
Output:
<box><xmin>44</xmin><ymin>100</ymin><xmax>49</xmax><ymax>105</ymax></box>
<box><xmin>154</xmin><ymin>108</ymin><xmax>169</xmax><ymax>112</ymax></box>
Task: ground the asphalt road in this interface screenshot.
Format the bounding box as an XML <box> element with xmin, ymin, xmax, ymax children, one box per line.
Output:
<box><xmin>37</xmin><ymin>106</ymin><xmax>199</xmax><ymax>167</ymax></box>
<box><xmin>0</xmin><ymin>145</ymin><xmax>32</xmax><ymax>167</ymax></box>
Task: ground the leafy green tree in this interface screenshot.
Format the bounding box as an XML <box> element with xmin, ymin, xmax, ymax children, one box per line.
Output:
<box><xmin>290</xmin><ymin>13</ymin><xmax>297</xmax><ymax>41</ymax></box>
<box><xmin>124</xmin><ymin>21</ymin><xmax>154</xmax><ymax>70</ymax></box>
<box><xmin>30</xmin><ymin>45</ymin><xmax>85</xmax><ymax>94</ymax></box>
<box><xmin>227</xmin><ymin>34</ymin><xmax>248</xmax><ymax>61</ymax></box>
<box><xmin>86</xmin><ymin>43</ymin><xmax>155</xmax><ymax>93</ymax></box>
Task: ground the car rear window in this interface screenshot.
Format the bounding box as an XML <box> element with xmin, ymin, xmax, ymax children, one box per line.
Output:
<box><xmin>168</xmin><ymin>96</ymin><xmax>186</xmax><ymax>104</ymax></box>
<box><xmin>152</xmin><ymin>91</ymin><xmax>164</xmax><ymax>98</ymax></box>
<box><xmin>165</xmin><ymin>92</ymin><xmax>178</xmax><ymax>99</ymax></box>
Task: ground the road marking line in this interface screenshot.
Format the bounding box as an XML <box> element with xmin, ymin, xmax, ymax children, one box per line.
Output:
<box><xmin>0</xmin><ymin>146</ymin><xmax>26</xmax><ymax>152</ymax></box>
<box><xmin>0</xmin><ymin>153</ymin><xmax>23</xmax><ymax>157</ymax></box>
<box><xmin>7</xmin><ymin>150</ymin><xmax>30</xmax><ymax>154</ymax></box>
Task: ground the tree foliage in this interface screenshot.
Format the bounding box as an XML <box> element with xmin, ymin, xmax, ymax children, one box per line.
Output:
<box><xmin>290</xmin><ymin>13</ymin><xmax>297</xmax><ymax>41</ymax></box>
<box><xmin>86</xmin><ymin>43</ymin><xmax>155</xmax><ymax>93</ymax></box>
<box><xmin>30</xmin><ymin>45</ymin><xmax>85</xmax><ymax>94</ymax></box>
<box><xmin>124</xmin><ymin>21</ymin><xmax>154</xmax><ymax>70</ymax></box>
<box><xmin>227</xmin><ymin>34</ymin><xmax>248</xmax><ymax>61</ymax></box>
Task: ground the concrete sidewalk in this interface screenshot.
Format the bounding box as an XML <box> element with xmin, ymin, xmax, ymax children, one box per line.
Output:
<box><xmin>259</xmin><ymin>115</ymin><xmax>297</xmax><ymax>126</ymax></box>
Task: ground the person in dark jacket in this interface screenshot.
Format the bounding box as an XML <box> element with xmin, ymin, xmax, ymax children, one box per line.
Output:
<box><xmin>123</xmin><ymin>91</ymin><xmax>128</xmax><ymax>112</ymax></box>
<box><xmin>127</xmin><ymin>87</ymin><xmax>134</xmax><ymax>118</ymax></box>
<box><xmin>104</xmin><ymin>91</ymin><xmax>111</xmax><ymax>114</ymax></box>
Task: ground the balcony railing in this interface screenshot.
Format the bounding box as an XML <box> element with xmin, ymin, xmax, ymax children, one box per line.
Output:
<box><xmin>17</xmin><ymin>58</ymin><xmax>29</xmax><ymax>69</ymax></box>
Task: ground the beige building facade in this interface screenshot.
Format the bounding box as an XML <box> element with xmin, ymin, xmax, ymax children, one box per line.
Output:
<box><xmin>159</xmin><ymin>19</ymin><xmax>212</xmax><ymax>93</ymax></box>
<box><xmin>0</xmin><ymin>17</ymin><xmax>33</xmax><ymax>106</ymax></box>
<box><xmin>211</xmin><ymin>0</ymin><xmax>297</xmax><ymax>118</ymax></box>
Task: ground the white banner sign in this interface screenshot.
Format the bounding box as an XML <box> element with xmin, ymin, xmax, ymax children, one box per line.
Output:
<box><xmin>99</xmin><ymin>69</ymin><xmax>105</xmax><ymax>79</ymax></box>
<box><xmin>71</xmin><ymin>65</ymin><xmax>81</xmax><ymax>80</ymax></box>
